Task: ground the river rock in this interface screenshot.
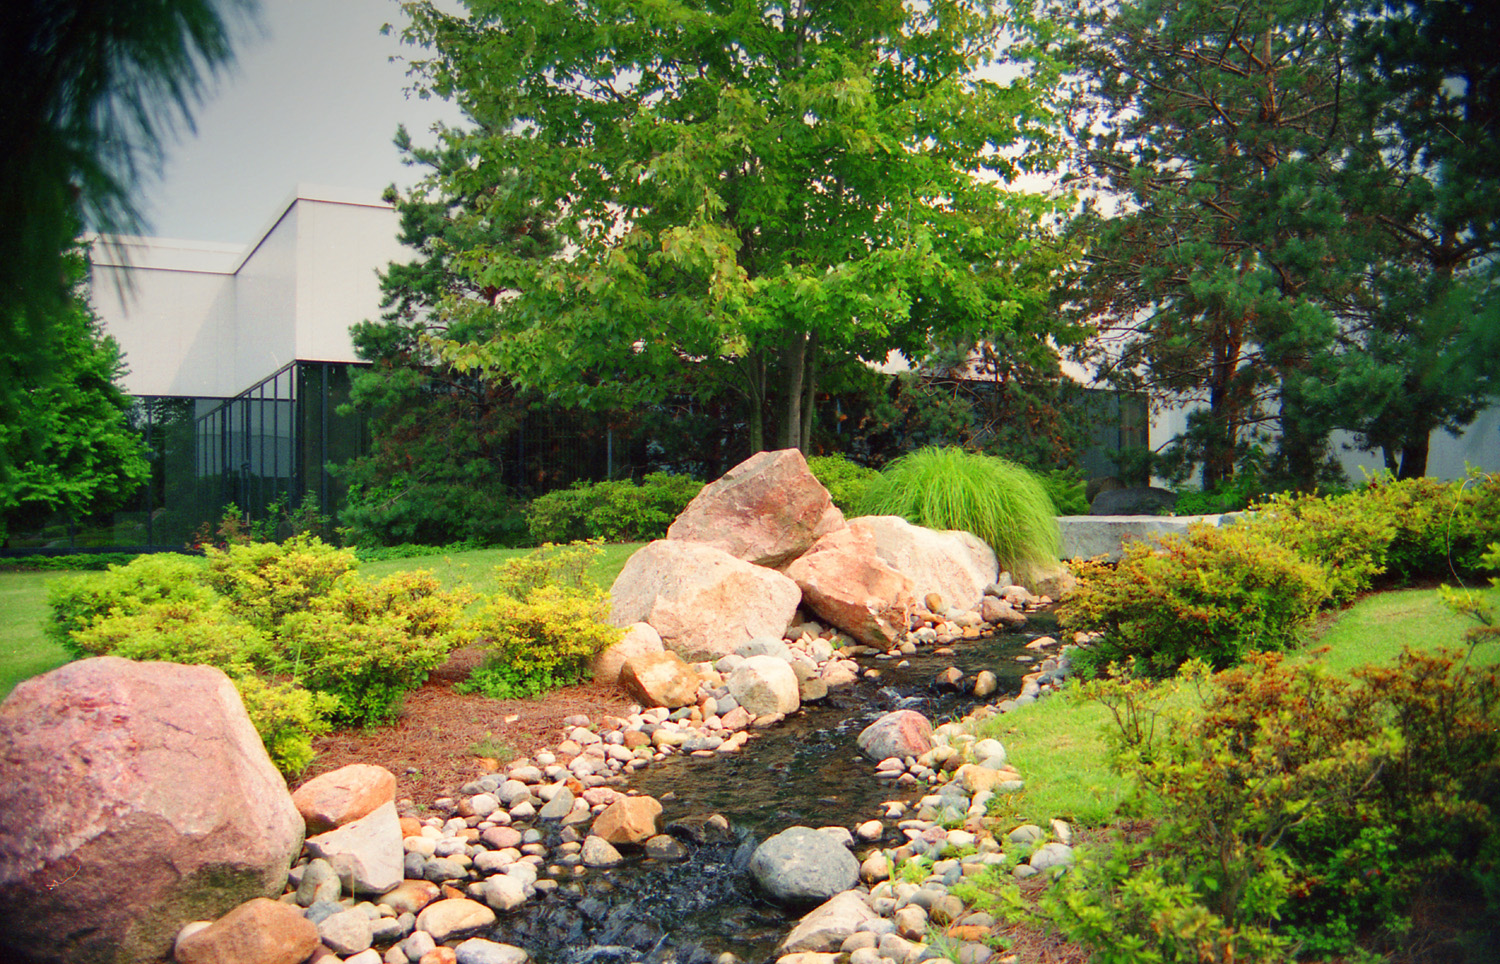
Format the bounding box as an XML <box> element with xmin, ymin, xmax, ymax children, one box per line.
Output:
<box><xmin>666</xmin><ymin>449</ymin><xmax>845</xmax><ymax>567</ymax></box>
<box><xmin>292</xmin><ymin>764</ymin><xmax>396</xmax><ymax>834</ymax></box>
<box><xmin>781</xmin><ymin>890</ymin><xmax>880</xmax><ymax>952</ymax></box>
<box><xmin>980</xmin><ymin>595</ymin><xmax>1027</xmax><ymax>628</ymax></box>
<box><xmin>415</xmin><ymin>898</ymin><xmax>496</xmax><ymax>943</ymax></box>
<box><xmin>610</xmin><ymin>540</ymin><xmax>802</xmax><ymax>660</ymax></box>
<box><xmin>619</xmin><ymin>651</ymin><xmax>701</xmax><ymax>709</ymax></box>
<box><xmin>749</xmin><ymin>827</ymin><xmax>860</xmax><ymax>904</ymax></box>
<box><xmin>381</xmin><ymin>878</ymin><xmax>440</xmax><ymax>916</ymax></box>
<box><xmin>580</xmin><ymin>835</ymin><xmax>624</xmax><ymax>868</ymax></box>
<box><xmin>0</xmin><ymin>658</ymin><xmax>304</xmax><ymax>964</ymax></box>
<box><xmin>1027</xmin><ymin>564</ymin><xmax>1078</xmax><ymax>600</ymax></box>
<box><xmin>847</xmin><ymin>516</ymin><xmax>998</xmax><ymax>612</ymax></box>
<box><xmin>317</xmin><ymin>907</ymin><xmax>373</xmax><ymax>956</ymax></box>
<box><xmin>592</xmin><ymin>796</ymin><xmax>663</xmax><ymax>845</ymax></box>
<box><xmin>856</xmin><ymin>710</ymin><xmax>933</xmax><ymax>762</ymax></box>
<box><xmin>783</xmin><ymin>527</ymin><xmax>915</xmax><ymax>648</ymax></box>
<box><xmin>455</xmin><ymin>938</ymin><xmax>530</xmax><ymax>964</ymax></box>
<box><xmin>304</xmin><ymin>800</ymin><xmax>403</xmax><ymax>895</ymax></box>
<box><xmin>592</xmin><ymin>622</ymin><xmax>665</xmax><ymax>686</ymax></box>
<box><xmin>728</xmin><ymin>655</ymin><xmax>801</xmax><ymax>716</ymax></box>
<box><xmin>173</xmin><ymin>898</ymin><xmax>319</xmax><ymax>964</ymax></box>
<box><xmin>295</xmin><ymin>858</ymin><xmax>342</xmax><ymax>906</ymax></box>
<box><xmin>483</xmin><ymin>873</ymin><xmax>529</xmax><ymax>911</ymax></box>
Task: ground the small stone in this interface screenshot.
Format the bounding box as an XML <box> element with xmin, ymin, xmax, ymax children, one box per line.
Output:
<box><xmin>415</xmin><ymin>898</ymin><xmax>496</xmax><ymax>943</ymax></box>
<box><xmin>317</xmin><ymin>907</ymin><xmax>374</xmax><ymax>956</ymax></box>
<box><xmin>455</xmin><ymin>937</ymin><xmax>530</xmax><ymax>964</ymax></box>
<box><xmin>581</xmin><ymin>835</ymin><xmax>624</xmax><ymax>867</ymax></box>
<box><xmin>645</xmin><ymin>834</ymin><xmax>690</xmax><ymax>861</ymax></box>
<box><xmin>855</xmin><ymin>820</ymin><xmax>884</xmax><ymax>841</ymax></box>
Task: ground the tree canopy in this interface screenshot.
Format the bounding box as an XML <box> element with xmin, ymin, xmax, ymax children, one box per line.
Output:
<box><xmin>393</xmin><ymin>0</ymin><xmax>1075</xmax><ymax>454</ymax></box>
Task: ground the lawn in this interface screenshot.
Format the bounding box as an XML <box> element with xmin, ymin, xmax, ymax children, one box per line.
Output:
<box><xmin>971</xmin><ymin>584</ymin><xmax>1500</xmax><ymax>827</ymax></box>
<box><xmin>0</xmin><ymin>542</ymin><xmax>647</xmax><ymax>700</ymax></box>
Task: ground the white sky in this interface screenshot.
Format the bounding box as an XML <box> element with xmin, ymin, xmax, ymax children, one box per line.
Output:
<box><xmin>140</xmin><ymin>0</ymin><xmax>462</xmax><ymax>244</ymax></box>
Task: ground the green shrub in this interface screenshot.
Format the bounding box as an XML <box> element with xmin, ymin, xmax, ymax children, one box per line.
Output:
<box><xmin>1038</xmin><ymin>468</ymin><xmax>1089</xmax><ymax>516</ymax></box>
<box><xmin>1059</xmin><ymin>524</ymin><xmax>1330</xmax><ymax>675</ymax></box>
<box><xmin>0</xmin><ymin>552</ymin><xmax>142</xmax><ymax>572</ymax></box>
<box><xmin>525</xmin><ymin>474</ymin><xmax>704</xmax><ymax>544</ymax></box>
<box><xmin>806</xmin><ymin>454</ymin><xmax>880</xmax><ymax>514</ymax></box>
<box><xmin>45</xmin><ymin>553</ymin><xmax>213</xmax><ymax>654</ymax></box>
<box><xmin>273</xmin><ymin>571</ymin><xmax>471</xmax><ymax>726</ymax></box>
<box><xmin>1245</xmin><ymin>490</ymin><xmax>1397</xmax><ymax>604</ymax></box>
<box><xmin>68</xmin><ymin>598</ymin><xmax>270</xmax><ymax>667</ymax></box>
<box><xmin>461</xmin><ymin>542</ymin><xmax>623</xmax><ymax>699</ymax></box>
<box><xmin>203</xmin><ymin>534</ymin><xmax>358</xmax><ymax>631</ymax></box>
<box><xmin>1358</xmin><ymin>470</ymin><xmax>1500</xmax><ymax>581</ymax></box>
<box><xmin>232</xmin><ymin>674</ymin><xmax>337</xmax><ymax>777</ymax></box>
<box><xmin>856</xmin><ymin>447</ymin><xmax>1062</xmax><ymax>582</ymax></box>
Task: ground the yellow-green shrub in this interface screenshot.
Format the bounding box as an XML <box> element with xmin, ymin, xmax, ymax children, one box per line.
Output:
<box><xmin>461</xmin><ymin>542</ymin><xmax>622</xmax><ymax>699</ymax></box>
<box><xmin>1244</xmin><ymin>490</ymin><xmax>1396</xmax><ymax>604</ymax></box>
<box><xmin>1060</xmin><ymin>524</ymin><xmax>1330</xmax><ymax>675</ymax></box>
<box><xmin>203</xmin><ymin>534</ymin><xmax>358</xmax><ymax>631</ymax></box>
<box><xmin>46</xmin><ymin>553</ymin><xmax>212</xmax><ymax>654</ymax></box>
<box><xmin>68</xmin><ymin>598</ymin><xmax>269</xmax><ymax>667</ymax></box>
<box><xmin>1358</xmin><ymin>470</ymin><xmax>1500</xmax><ymax>580</ymax></box>
<box><xmin>232</xmin><ymin>674</ymin><xmax>338</xmax><ymax>776</ymax></box>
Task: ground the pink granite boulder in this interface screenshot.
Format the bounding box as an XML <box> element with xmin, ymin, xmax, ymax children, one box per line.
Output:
<box><xmin>667</xmin><ymin>449</ymin><xmax>844</xmax><ymax>567</ymax></box>
<box><xmin>292</xmin><ymin>763</ymin><xmax>396</xmax><ymax>834</ymax></box>
<box><xmin>0</xmin><ymin>657</ymin><xmax>303</xmax><ymax>964</ymax></box>
<box><xmin>783</xmin><ymin>526</ymin><xmax>915</xmax><ymax>648</ymax></box>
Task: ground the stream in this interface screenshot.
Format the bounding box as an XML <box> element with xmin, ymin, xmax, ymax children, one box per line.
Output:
<box><xmin>474</xmin><ymin>615</ymin><xmax>1059</xmax><ymax>964</ymax></box>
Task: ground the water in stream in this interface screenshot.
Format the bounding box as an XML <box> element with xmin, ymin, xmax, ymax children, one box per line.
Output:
<box><xmin>481</xmin><ymin>615</ymin><xmax>1059</xmax><ymax>964</ymax></box>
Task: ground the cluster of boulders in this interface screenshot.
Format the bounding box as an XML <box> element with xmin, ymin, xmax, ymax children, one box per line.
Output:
<box><xmin>602</xmin><ymin>450</ymin><xmax>1074</xmax><ymax>683</ymax></box>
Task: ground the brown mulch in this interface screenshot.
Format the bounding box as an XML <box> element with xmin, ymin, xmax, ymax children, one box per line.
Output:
<box><xmin>293</xmin><ymin>647</ymin><xmax>632</xmax><ymax>806</ymax></box>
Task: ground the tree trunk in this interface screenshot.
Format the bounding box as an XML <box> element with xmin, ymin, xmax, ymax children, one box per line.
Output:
<box><xmin>1397</xmin><ymin>430</ymin><xmax>1430</xmax><ymax>479</ymax></box>
<box><xmin>744</xmin><ymin>350</ymin><xmax>768</xmax><ymax>453</ymax></box>
<box><xmin>779</xmin><ymin>331</ymin><xmax>808</xmax><ymax>451</ymax></box>
<box><xmin>798</xmin><ymin>337</ymin><xmax>817</xmax><ymax>455</ymax></box>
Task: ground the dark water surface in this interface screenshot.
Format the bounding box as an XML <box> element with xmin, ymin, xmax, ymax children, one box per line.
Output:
<box><xmin>482</xmin><ymin>616</ymin><xmax>1058</xmax><ymax>964</ymax></box>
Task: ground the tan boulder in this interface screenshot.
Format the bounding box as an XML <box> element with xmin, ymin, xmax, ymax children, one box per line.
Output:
<box><xmin>593</xmin><ymin>622</ymin><xmax>665</xmax><ymax>686</ymax></box>
<box><xmin>848</xmin><ymin>516</ymin><xmax>998</xmax><ymax>612</ymax></box>
<box><xmin>727</xmin><ymin>655</ymin><xmax>800</xmax><ymax>717</ymax></box>
<box><xmin>380</xmin><ymin>878</ymin><xmax>440</xmax><ymax>916</ymax></box>
<box><xmin>667</xmin><ymin>449</ymin><xmax>844</xmax><ymax>567</ymax></box>
<box><xmin>0</xmin><ymin>658</ymin><xmax>304</xmax><ymax>964</ymax></box>
<box><xmin>783</xmin><ymin>527</ymin><xmax>914</xmax><ymax>648</ymax></box>
<box><xmin>619</xmin><ymin>651</ymin><xmax>701</xmax><ymax>709</ymax></box>
<box><xmin>609</xmin><ymin>540</ymin><xmax>801</xmax><ymax>660</ymax></box>
<box><xmin>414</xmin><ymin>898</ymin><xmax>495</xmax><ymax>943</ymax></box>
<box><xmin>592</xmin><ymin>795</ymin><xmax>664</xmax><ymax>845</ymax></box>
<box><xmin>292</xmin><ymin>764</ymin><xmax>396</xmax><ymax>834</ymax></box>
<box><xmin>173</xmin><ymin>898</ymin><xmax>319</xmax><ymax>964</ymax></box>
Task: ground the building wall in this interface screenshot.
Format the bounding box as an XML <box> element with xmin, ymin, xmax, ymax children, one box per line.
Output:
<box><xmin>90</xmin><ymin>185</ymin><xmax>407</xmax><ymax>399</ymax></box>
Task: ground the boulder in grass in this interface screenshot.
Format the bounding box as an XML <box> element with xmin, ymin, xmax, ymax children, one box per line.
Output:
<box><xmin>609</xmin><ymin>540</ymin><xmax>802</xmax><ymax>660</ymax></box>
<box><xmin>291</xmin><ymin>764</ymin><xmax>396</xmax><ymax>834</ymax></box>
<box><xmin>0</xmin><ymin>658</ymin><xmax>304</xmax><ymax>964</ymax></box>
<box><xmin>856</xmin><ymin>710</ymin><xmax>933</xmax><ymax>762</ymax></box>
<box><xmin>848</xmin><ymin>516</ymin><xmax>998</xmax><ymax>612</ymax></box>
<box><xmin>783</xmin><ymin>526</ymin><xmax>915</xmax><ymax>648</ymax></box>
<box><xmin>666</xmin><ymin>449</ymin><xmax>845</xmax><ymax>568</ymax></box>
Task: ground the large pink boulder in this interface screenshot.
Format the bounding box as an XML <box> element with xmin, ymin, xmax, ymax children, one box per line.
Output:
<box><xmin>0</xmin><ymin>658</ymin><xmax>304</xmax><ymax>964</ymax></box>
<box><xmin>609</xmin><ymin>541</ymin><xmax>801</xmax><ymax>660</ymax></box>
<box><xmin>292</xmin><ymin>763</ymin><xmax>395</xmax><ymax>834</ymax></box>
<box><xmin>667</xmin><ymin>449</ymin><xmax>845</xmax><ymax>567</ymax></box>
<box><xmin>783</xmin><ymin>527</ymin><xmax>915</xmax><ymax>648</ymax></box>
<box><xmin>848</xmin><ymin>516</ymin><xmax>998</xmax><ymax>612</ymax></box>
<box><xmin>856</xmin><ymin>710</ymin><xmax>934</xmax><ymax>762</ymax></box>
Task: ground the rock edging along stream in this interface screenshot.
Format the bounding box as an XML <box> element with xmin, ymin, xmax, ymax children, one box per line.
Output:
<box><xmin>231</xmin><ymin>592</ymin><xmax>1093</xmax><ymax>964</ymax></box>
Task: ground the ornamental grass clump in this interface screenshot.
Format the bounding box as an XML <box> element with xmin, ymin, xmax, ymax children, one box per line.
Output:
<box><xmin>855</xmin><ymin>446</ymin><xmax>1061</xmax><ymax>580</ymax></box>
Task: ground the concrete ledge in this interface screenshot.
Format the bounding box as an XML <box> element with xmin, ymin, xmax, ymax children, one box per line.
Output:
<box><xmin>1058</xmin><ymin>514</ymin><xmax>1242</xmax><ymax>562</ymax></box>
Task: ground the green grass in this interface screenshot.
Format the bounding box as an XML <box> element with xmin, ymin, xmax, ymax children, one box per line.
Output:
<box><xmin>0</xmin><ymin>542</ymin><xmax>647</xmax><ymax>700</ymax></box>
<box><xmin>971</xmin><ymin>584</ymin><xmax>1500</xmax><ymax>828</ymax></box>
<box><xmin>0</xmin><ymin>571</ymin><xmax>72</xmax><ymax>698</ymax></box>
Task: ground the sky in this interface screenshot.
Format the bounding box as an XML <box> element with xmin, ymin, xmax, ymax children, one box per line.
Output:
<box><xmin>140</xmin><ymin>0</ymin><xmax>462</xmax><ymax>244</ymax></box>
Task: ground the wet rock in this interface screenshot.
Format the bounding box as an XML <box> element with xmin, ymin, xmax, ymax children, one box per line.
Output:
<box><xmin>305</xmin><ymin>801</ymin><xmax>404</xmax><ymax>896</ymax></box>
<box><xmin>933</xmin><ymin>667</ymin><xmax>964</xmax><ymax>690</ymax></box>
<box><xmin>857</xmin><ymin>710</ymin><xmax>934</xmax><ymax>762</ymax></box>
<box><xmin>609</xmin><ymin>541</ymin><xmax>802</xmax><ymax>660</ymax></box>
<box><xmin>979</xmin><ymin>596</ymin><xmax>1026</xmax><ymax>628</ymax></box>
<box><xmin>971</xmin><ymin>671</ymin><xmax>998</xmax><ymax>698</ymax></box>
<box><xmin>483</xmin><ymin>874</ymin><xmax>529</xmax><ymax>911</ymax></box>
<box><xmin>173</xmin><ymin>898</ymin><xmax>319</xmax><ymax>964</ymax></box>
<box><xmin>293</xmin><ymin>764</ymin><xmax>396</xmax><ymax>834</ymax></box>
<box><xmin>0</xmin><ymin>658</ymin><xmax>303</xmax><ymax>964</ymax></box>
<box><xmin>750</xmin><ymin>827</ymin><xmax>860</xmax><ymax>904</ymax></box>
<box><xmin>455</xmin><ymin>938</ymin><xmax>530</xmax><ymax>964</ymax></box>
<box><xmin>415</xmin><ymin>898</ymin><xmax>495</xmax><ymax>943</ymax></box>
<box><xmin>667</xmin><ymin>449</ymin><xmax>844</xmax><ymax>567</ymax></box>
<box><xmin>645</xmin><ymin>834</ymin><xmax>689</xmax><ymax>861</ymax></box>
<box><xmin>592</xmin><ymin>796</ymin><xmax>663</xmax><ymax>845</ymax></box>
<box><xmin>581</xmin><ymin>835</ymin><xmax>624</xmax><ymax>868</ymax></box>
<box><xmin>783</xmin><ymin>527</ymin><xmax>915</xmax><ymax>648</ymax></box>
<box><xmin>728</xmin><ymin>655</ymin><xmax>801</xmax><ymax>716</ymax></box>
<box><xmin>620</xmin><ymin>651</ymin><xmax>702</xmax><ymax>709</ymax></box>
